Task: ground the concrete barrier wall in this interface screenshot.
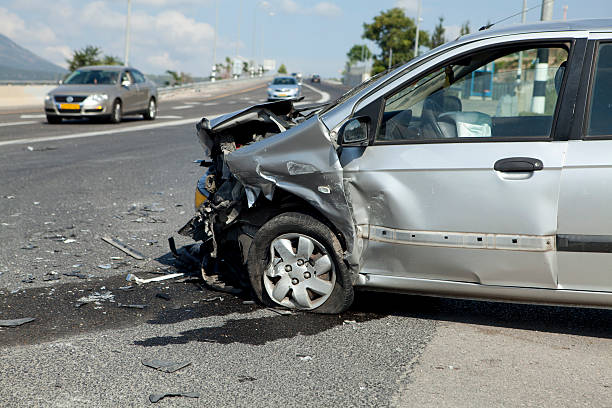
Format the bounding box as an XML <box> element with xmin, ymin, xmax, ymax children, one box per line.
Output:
<box><xmin>0</xmin><ymin>85</ymin><xmax>56</xmax><ymax>109</ymax></box>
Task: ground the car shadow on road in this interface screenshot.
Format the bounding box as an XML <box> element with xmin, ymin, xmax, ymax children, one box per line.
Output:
<box><xmin>351</xmin><ymin>291</ymin><xmax>612</xmax><ymax>339</ymax></box>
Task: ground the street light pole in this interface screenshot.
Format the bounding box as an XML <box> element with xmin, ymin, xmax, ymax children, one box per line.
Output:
<box><xmin>123</xmin><ymin>0</ymin><xmax>132</xmax><ymax>66</ymax></box>
<box><xmin>413</xmin><ymin>0</ymin><xmax>421</xmax><ymax>58</ymax></box>
<box><xmin>211</xmin><ymin>0</ymin><xmax>218</xmax><ymax>82</ymax></box>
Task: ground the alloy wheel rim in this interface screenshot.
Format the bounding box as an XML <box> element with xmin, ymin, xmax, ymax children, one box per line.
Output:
<box><xmin>149</xmin><ymin>100</ymin><xmax>156</xmax><ymax>117</ymax></box>
<box><xmin>114</xmin><ymin>103</ymin><xmax>120</xmax><ymax>121</ymax></box>
<box><xmin>264</xmin><ymin>233</ymin><xmax>336</xmax><ymax>310</ymax></box>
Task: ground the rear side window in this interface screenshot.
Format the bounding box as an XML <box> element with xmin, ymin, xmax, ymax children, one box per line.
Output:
<box><xmin>586</xmin><ymin>43</ymin><xmax>612</xmax><ymax>137</ymax></box>
<box><xmin>132</xmin><ymin>70</ymin><xmax>146</xmax><ymax>83</ymax></box>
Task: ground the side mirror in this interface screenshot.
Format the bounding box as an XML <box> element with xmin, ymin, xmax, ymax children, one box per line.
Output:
<box><xmin>339</xmin><ymin>116</ymin><xmax>370</xmax><ymax>145</ymax></box>
<box><xmin>121</xmin><ymin>80</ymin><xmax>131</xmax><ymax>87</ymax></box>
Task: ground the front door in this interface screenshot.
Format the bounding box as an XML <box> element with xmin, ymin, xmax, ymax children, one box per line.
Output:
<box><xmin>343</xmin><ymin>41</ymin><xmax>577</xmax><ymax>289</ymax></box>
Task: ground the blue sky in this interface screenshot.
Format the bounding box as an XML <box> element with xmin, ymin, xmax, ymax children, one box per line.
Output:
<box><xmin>2</xmin><ymin>0</ymin><xmax>612</xmax><ymax>77</ymax></box>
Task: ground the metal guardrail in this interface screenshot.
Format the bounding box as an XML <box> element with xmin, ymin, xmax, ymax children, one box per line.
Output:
<box><xmin>157</xmin><ymin>75</ymin><xmax>271</xmax><ymax>95</ymax></box>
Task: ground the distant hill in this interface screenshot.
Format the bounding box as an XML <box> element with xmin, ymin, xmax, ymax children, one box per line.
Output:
<box><xmin>0</xmin><ymin>34</ymin><xmax>67</xmax><ymax>81</ymax></box>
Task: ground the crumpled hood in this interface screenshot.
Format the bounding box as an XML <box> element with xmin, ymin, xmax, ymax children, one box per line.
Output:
<box><xmin>225</xmin><ymin>115</ymin><xmax>360</xmax><ymax>269</ymax></box>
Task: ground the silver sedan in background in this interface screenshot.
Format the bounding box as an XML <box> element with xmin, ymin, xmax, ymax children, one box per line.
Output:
<box><xmin>44</xmin><ymin>65</ymin><xmax>158</xmax><ymax>124</ymax></box>
<box><xmin>267</xmin><ymin>76</ymin><xmax>301</xmax><ymax>101</ymax></box>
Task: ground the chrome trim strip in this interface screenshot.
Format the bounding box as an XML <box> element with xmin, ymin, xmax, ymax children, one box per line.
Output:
<box><xmin>355</xmin><ymin>274</ymin><xmax>612</xmax><ymax>309</ymax></box>
<box><xmin>362</xmin><ymin>225</ymin><xmax>555</xmax><ymax>252</ymax></box>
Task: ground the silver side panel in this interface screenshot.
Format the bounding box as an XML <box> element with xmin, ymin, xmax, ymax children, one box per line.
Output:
<box><xmin>557</xmin><ymin>140</ymin><xmax>612</xmax><ymax>292</ymax></box>
<box><xmin>356</xmin><ymin>274</ymin><xmax>612</xmax><ymax>309</ymax></box>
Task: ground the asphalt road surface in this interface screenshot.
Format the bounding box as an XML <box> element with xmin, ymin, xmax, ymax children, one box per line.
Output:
<box><xmin>0</xmin><ymin>79</ymin><xmax>610</xmax><ymax>407</ymax></box>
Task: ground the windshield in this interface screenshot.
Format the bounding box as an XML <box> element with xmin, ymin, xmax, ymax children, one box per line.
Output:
<box><xmin>64</xmin><ymin>70</ymin><xmax>119</xmax><ymax>85</ymax></box>
<box><xmin>272</xmin><ymin>77</ymin><xmax>297</xmax><ymax>85</ymax></box>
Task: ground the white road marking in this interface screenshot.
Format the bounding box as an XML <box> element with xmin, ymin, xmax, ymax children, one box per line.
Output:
<box><xmin>202</xmin><ymin>102</ymin><xmax>217</xmax><ymax>106</ymax></box>
<box><xmin>157</xmin><ymin>115</ymin><xmax>183</xmax><ymax>119</ymax></box>
<box><xmin>0</xmin><ymin>116</ymin><xmax>223</xmax><ymax>147</ymax></box>
<box><xmin>300</xmin><ymin>83</ymin><xmax>330</xmax><ymax>104</ymax></box>
<box><xmin>0</xmin><ymin>120</ymin><xmax>37</xmax><ymax>128</ymax></box>
<box><xmin>171</xmin><ymin>105</ymin><xmax>194</xmax><ymax>110</ymax></box>
<box><xmin>20</xmin><ymin>114</ymin><xmax>46</xmax><ymax>119</ymax></box>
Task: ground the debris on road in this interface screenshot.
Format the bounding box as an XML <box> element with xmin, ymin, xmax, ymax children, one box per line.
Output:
<box><xmin>97</xmin><ymin>264</ymin><xmax>112</xmax><ymax>270</ymax></box>
<box><xmin>343</xmin><ymin>320</ymin><xmax>357</xmax><ymax>325</ymax></box>
<box><xmin>63</xmin><ymin>271</ymin><xmax>91</xmax><ymax>279</ymax></box>
<box><xmin>237</xmin><ymin>375</ymin><xmax>257</xmax><ymax>383</ymax></box>
<box><xmin>141</xmin><ymin>204</ymin><xmax>165</xmax><ymax>213</ymax></box>
<box><xmin>21</xmin><ymin>274</ymin><xmax>35</xmax><ymax>283</ymax></box>
<box><xmin>0</xmin><ymin>317</ymin><xmax>35</xmax><ymax>327</ymax></box>
<box><xmin>125</xmin><ymin>272</ymin><xmax>184</xmax><ymax>285</ymax></box>
<box><xmin>297</xmin><ymin>355</ymin><xmax>312</xmax><ymax>362</ymax></box>
<box><xmin>118</xmin><ymin>285</ymin><xmax>134</xmax><ymax>291</ymax></box>
<box><xmin>101</xmin><ymin>236</ymin><xmax>145</xmax><ymax>260</ymax></box>
<box><xmin>75</xmin><ymin>291</ymin><xmax>114</xmax><ymax>307</ymax></box>
<box><xmin>20</xmin><ymin>244</ymin><xmax>38</xmax><ymax>250</ymax></box>
<box><xmin>142</xmin><ymin>359</ymin><xmax>191</xmax><ymax>373</ymax></box>
<box><xmin>43</xmin><ymin>272</ymin><xmax>60</xmax><ymax>281</ymax></box>
<box><xmin>155</xmin><ymin>293</ymin><xmax>171</xmax><ymax>301</ymax></box>
<box><xmin>118</xmin><ymin>303</ymin><xmax>147</xmax><ymax>309</ymax></box>
<box><xmin>242</xmin><ymin>300</ymin><xmax>255</xmax><ymax>305</ymax></box>
<box><xmin>63</xmin><ymin>238</ymin><xmax>76</xmax><ymax>244</ymax></box>
<box><xmin>267</xmin><ymin>308</ymin><xmax>293</xmax><ymax>316</ymax></box>
<box><xmin>149</xmin><ymin>392</ymin><xmax>200</xmax><ymax>403</ymax></box>
<box><xmin>202</xmin><ymin>296</ymin><xmax>223</xmax><ymax>302</ymax></box>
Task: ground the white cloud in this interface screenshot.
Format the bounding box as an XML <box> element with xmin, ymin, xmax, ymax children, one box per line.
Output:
<box><xmin>40</xmin><ymin>45</ymin><xmax>72</xmax><ymax>68</ymax></box>
<box><xmin>147</xmin><ymin>52</ymin><xmax>177</xmax><ymax>70</ymax></box>
<box><xmin>279</xmin><ymin>0</ymin><xmax>301</xmax><ymax>14</ymax></box>
<box><xmin>0</xmin><ymin>7</ymin><xmax>57</xmax><ymax>44</ymax></box>
<box><xmin>395</xmin><ymin>0</ymin><xmax>419</xmax><ymax>14</ymax></box>
<box><xmin>313</xmin><ymin>2</ymin><xmax>341</xmax><ymax>17</ymax></box>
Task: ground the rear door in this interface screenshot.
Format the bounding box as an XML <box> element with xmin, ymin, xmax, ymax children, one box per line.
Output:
<box><xmin>342</xmin><ymin>34</ymin><xmax>585</xmax><ymax>289</ymax></box>
<box><xmin>557</xmin><ymin>36</ymin><xmax>612</xmax><ymax>292</ymax></box>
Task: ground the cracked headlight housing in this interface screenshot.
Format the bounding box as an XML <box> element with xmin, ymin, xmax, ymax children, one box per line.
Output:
<box><xmin>84</xmin><ymin>93</ymin><xmax>108</xmax><ymax>105</ymax></box>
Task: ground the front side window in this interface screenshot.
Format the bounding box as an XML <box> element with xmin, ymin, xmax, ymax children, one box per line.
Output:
<box><xmin>377</xmin><ymin>45</ymin><xmax>569</xmax><ymax>142</ymax></box>
<box><xmin>586</xmin><ymin>43</ymin><xmax>612</xmax><ymax>137</ymax></box>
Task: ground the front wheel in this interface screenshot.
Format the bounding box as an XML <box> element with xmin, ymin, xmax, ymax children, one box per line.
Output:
<box><xmin>109</xmin><ymin>100</ymin><xmax>122</xmax><ymax>123</ymax></box>
<box><xmin>143</xmin><ymin>98</ymin><xmax>156</xmax><ymax>120</ymax></box>
<box><xmin>247</xmin><ymin>212</ymin><xmax>354</xmax><ymax>314</ymax></box>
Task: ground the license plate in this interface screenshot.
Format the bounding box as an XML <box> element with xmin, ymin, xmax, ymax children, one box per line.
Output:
<box><xmin>60</xmin><ymin>103</ymin><xmax>80</xmax><ymax>110</ymax></box>
<box><xmin>278</xmin><ymin>93</ymin><xmax>287</xmax><ymax>97</ymax></box>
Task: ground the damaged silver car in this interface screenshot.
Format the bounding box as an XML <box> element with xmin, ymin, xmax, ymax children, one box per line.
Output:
<box><xmin>178</xmin><ymin>19</ymin><xmax>612</xmax><ymax>313</ymax></box>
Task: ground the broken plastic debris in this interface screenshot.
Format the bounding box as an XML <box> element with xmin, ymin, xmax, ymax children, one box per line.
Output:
<box><xmin>0</xmin><ymin>317</ymin><xmax>35</xmax><ymax>327</ymax></box>
<box><xmin>119</xmin><ymin>303</ymin><xmax>147</xmax><ymax>309</ymax></box>
<box><xmin>101</xmin><ymin>236</ymin><xmax>145</xmax><ymax>260</ymax></box>
<box><xmin>75</xmin><ymin>291</ymin><xmax>114</xmax><ymax>307</ymax></box>
<box><xmin>242</xmin><ymin>300</ymin><xmax>255</xmax><ymax>305</ymax></box>
<box><xmin>267</xmin><ymin>308</ymin><xmax>293</xmax><ymax>316</ymax></box>
<box><xmin>98</xmin><ymin>264</ymin><xmax>112</xmax><ymax>269</ymax></box>
<box><xmin>149</xmin><ymin>392</ymin><xmax>199</xmax><ymax>403</ymax></box>
<box><xmin>43</xmin><ymin>272</ymin><xmax>60</xmax><ymax>281</ymax></box>
<box><xmin>343</xmin><ymin>320</ymin><xmax>357</xmax><ymax>325</ymax></box>
<box><xmin>142</xmin><ymin>359</ymin><xmax>191</xmax><ymax>373</ymax></box>
<box><xmin>156</xmin><ymin>293</ymin><xmax>171</xmax><ymax>301</ymax></box>
<box><xmin>118</xmin><ymin>285</ymin><xmax>134</xmax><ymax>291</ymax></box>
<box><xmin>126</xmin><ymin>272</ymin><xmax>184</xmax><ymax>285</ymax></box>
<box><xmin>63</xmin><ymin>239</ymin><xmax>76</xmax><ymax>244</ymax></box>
<box><xmin>21</xmin><ymin>274</ymin><xmax>35</xmax><ymax>283</ymax></box>
<box><xmin>297</xmin><ymin>355</ymin><xmax>312</xmax><ymax>362</ymax></box>
<box><xmin>63</xmin><ymin>272</ymin><xmax>91</xmax><ymax>279</ymax></box>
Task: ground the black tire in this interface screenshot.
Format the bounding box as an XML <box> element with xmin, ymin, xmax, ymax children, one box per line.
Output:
<box><xmin>46</xmin><ymin>115</ymin><xmax>62</xmax><ymax>124</ymax></box>
<box><xmin>109</xmin><ymin>100</ymin><xmax>122</xmax><ymax>123</ymax></box>
<box><xmin>143</xmin><ymin>97</ymin><xmax>156</xmax><ymax>120</ymax></box>
<box><xmin>247</xmin><ymin>212</ymin><xmax>354</xmax><ymax>314</ymax></box>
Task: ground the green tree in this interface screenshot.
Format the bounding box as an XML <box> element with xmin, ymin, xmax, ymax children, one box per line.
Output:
<box><xmin>460</xmin><ymin>21</ymin><xmax>471</xmax><ymax>36</ymax></box>
<box><xmin>66</xmin><ymin>45</ymin><xmax>101</xmax><ymax>71</ymax></box>
<box><xmin>101</xmin><ymin>55</ymin><xmax>123</xmax><ymax>66</ymax></box>
<box><xmin>346</xmin><ymin>44</ymin><xmax>372</xmax><ymax>65</ymax></box>
<box><xmin>431</xmin><ymin>17</ymin><xmax>446</xmax><ymax>48</ymax></box>
<box><xmin>278</xmin><ymin>63</ymin><xmax>287</xmax><ymax>74</ymax></box>
<box><xmin>362</xmin><ymin>8</ymin><xmax>430</xmax><ymax>74</ymax></box>
<box><xmin>166</xmin><ymin>70</ymin><xmax>181</xmax><ymax>85</ymax></box>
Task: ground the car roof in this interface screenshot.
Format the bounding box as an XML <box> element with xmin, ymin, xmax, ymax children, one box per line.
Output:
<box><xmin>76</xmin><ymin>65</ymin><xmax>133</xmax><ymax>71</ymax></box>
<box><xmin>273</xmin><ymin>76</ymin><xmax>296</xmax><ymax>80</ymax></box>
<box><xmin>458</xmin><ymin>18</ymin><xmax>612</xmax><ymax>43</ymax></box>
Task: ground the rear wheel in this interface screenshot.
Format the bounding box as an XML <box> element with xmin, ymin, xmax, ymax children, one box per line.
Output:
<box><xmin>46</xmin><ymin>115</ymin><xmax>62</xmax><ymax>124</ymax></box>
<box><xmin>109</xmin><ymin>100</ymin><xmax>122</xmax><ymax>123</ymax></box>
<box><xmin>247</xmin><ymin>212</ymin><xmax>354</xmax><ymax>314</ymax></box>
<box><xmin>143</xmin><ymin>98</ymin><xmax>156</xmax><ymax>120</ymax></box>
